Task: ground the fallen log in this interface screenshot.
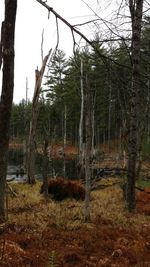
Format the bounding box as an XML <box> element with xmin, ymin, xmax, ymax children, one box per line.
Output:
<box><xmin>6</xmin><ymin>176</ymin><xmax>15</xmax><ymax>182</ymax></box>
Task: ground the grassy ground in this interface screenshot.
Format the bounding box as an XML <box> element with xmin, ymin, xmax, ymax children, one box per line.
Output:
<box><xmin>0</xmin><ymin>180</ymin><xmax>149</xmax><ymax>267</ymax></box>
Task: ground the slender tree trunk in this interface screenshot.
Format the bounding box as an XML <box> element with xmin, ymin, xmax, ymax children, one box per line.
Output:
<box><xmin>78</xmin><ymin>59</ymin><xmax>85</xmax><ymax>179</ymax></box>
<box><xmin>79</xmin><ymin>59</ymin><xmax>84</xmax><ymax>154</ymax></box>
<box><xmin>84</xmin><ymin>74</ymin><xmax>92</xmax><ymax>222</ymax></box>
<box><xmin>27</xmin><ymin>50</ymin><xmax>51</xmax><ymax>184</ymax></box>
<box><xmin>43</xmin><ymin>137</ymin><xmax>49</xmax><ymax>200</ymax></box>
<box><xmin>91</xmin><ymin>85</ymin><xmax>96</xmax><ymax>156</ymax></box>
<box><xmin>0</xmin><ymin>0</ymin><xmax>17</xmax><ymax>220</ymax></box>
<box><xmin>63</xmin><ymin>104</ymin><xmax>67</xmax><ymax>178</ymax></box>
<box><xmin>23</xmin><ymin>77</ymin><xmax>29</xmax><ymax>170</ymax></box>
<box><xmin>127</xmin><ymin>0</ymin><xmax>144</xmax><ymax>211</ymax></box>
<box><xmin>108</xmin><ymin>65</ymin><xmax>112</xmax><ymax>151</ymax></box>
<box><xmin>147</xmin><ymin>74</ymin><xmax>150</xmax><ymax>143</ymax></box>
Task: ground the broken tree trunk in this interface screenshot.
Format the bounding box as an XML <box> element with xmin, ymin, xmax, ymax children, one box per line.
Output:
<box><xmin>27</xmin><ymin>49</ymin><xmax>52</xmax><ymax>184</ymax></box>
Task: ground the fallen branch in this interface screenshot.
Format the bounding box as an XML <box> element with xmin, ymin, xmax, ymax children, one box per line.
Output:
<box><xmin>6</xmin><ymin>184</ymin><xmax>17</xmax><ymax>197</ymax></box>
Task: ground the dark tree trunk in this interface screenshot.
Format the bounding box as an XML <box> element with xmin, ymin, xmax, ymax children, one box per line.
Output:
<box><xmin>127</xmin><ymin>0</ymin><xmax>144</xmax><ymax>212</ymax></box>
<box><xmin>0</xmin><ymin>22</ymin><xmax>4</xmax><ymax>70</ymax></box>
<box><xmin>0</xmin><ymin>0</ymin><xmax>17</xmax><ymax>220</ymax></box>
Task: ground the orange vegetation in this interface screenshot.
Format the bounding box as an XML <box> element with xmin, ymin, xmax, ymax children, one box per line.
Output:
<box><xmin>0</xmin><ymin>214</ymin><xmax>150</xmax><ymax>267</ymax></box>
<box><xmin>0</xmin><ymin>185</ymin><xmax>149</xmax><ymax>266</ymax></box>
<box><xmin>136</xmin><ymin>188</ymin><xmax>150</xmax><ymax>216</ymax></box>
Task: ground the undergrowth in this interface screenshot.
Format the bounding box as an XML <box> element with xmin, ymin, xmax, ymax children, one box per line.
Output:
<box><xmin>47</xmin><ymin>251</ymin><xmax>58</xmax><ymax>267</ymax></box>
<box><xmin>7</xmin><ymin>181</ymin><xmax>150</xmax><ymax>232</ymax></box>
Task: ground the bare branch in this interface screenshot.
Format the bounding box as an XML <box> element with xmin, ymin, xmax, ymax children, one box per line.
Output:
<box><xmin>117</xmin><ymin>0</ymin><xmax>125</xmax><ymax>17</ymax></box>
<box><xmin>72</xmin><ymin>19</ymin><xmax>101</xmax><ymax>27</ymax></box>
<box><xmin>48</xmin><ymin>11</ymin><xmax>50</xmax><ymax>19</ymax></box>
<box><xmin>36</xmin><ymin>0</ymin><xmax>131</xmax><ymax>69</ymax></box>
<box><xmin>55</xmin><ymin>16</ymin><xmax>59</xmax><ymax>51</ymax></box>
<box><xmin>41</xmin><ymin>29</ymin><xmax>44</xmax><ymax>62</ymax></box>
<box><xmin>98</xmin><ymin>37</ymin><xmax>131</xmax><ymax>44</ymax></box>
<box><xmin>81</xmin><ymin>0</ymin><xmax>129</xmax><ymax>42</ymax></box>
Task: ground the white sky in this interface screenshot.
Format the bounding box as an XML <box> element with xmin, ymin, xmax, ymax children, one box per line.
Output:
<box><xmin>0</xmin><ymin>0</ymin><xmax>132</xmax><ymax>103</ymax></box>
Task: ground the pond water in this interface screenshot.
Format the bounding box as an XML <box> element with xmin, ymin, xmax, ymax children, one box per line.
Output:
<box><xmin>7</xmin><ymin>148</ymin><xmax>78</xmax><ymax>182</ymax></box>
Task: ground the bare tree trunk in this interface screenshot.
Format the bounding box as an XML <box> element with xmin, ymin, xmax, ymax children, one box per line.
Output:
<box><xmin>27</xmin><ymin>50</ymin><xmax>51</xmax><ymax>184</ymax></box>
<box><xmin>79</xmin><ymin>59</ymin><xmax>84</xmax><ymax>154</ymax></box>
<box><xmin>108</xmin><ymin>65</ymin><xmax>112</xmax><ymax>151</ymax></box>
<box><xmin>63</xmin><ymin>104</ymin><xmax>67</xmax><ymax>178</ymax></box>
<box><xmin>0</xmin><ymin>0</ymin><xmax>17</xmax><ymax>220</ymax></box>
<box><xmin>147</xmin><ymin>76</ymin><xmax>150</xmax><ymax>143</ymax></box>
<box><xmin>127</xmin><ymin>0</ymin><xmax>144</xmax><ymax>211</ymax></box>
<box><xmin>42</xmin><ymin>137</ymin><xmax>49</xmax><ymax>200</ymax></box>
<box><xmin>78</xmin><ymin>59</ymin><xmax>85</xmax><ymax>179</ymax></box>
<box><xmin>23</xmin><ymin>77</ymin><xmax>29</xmax><ymax>170</ymax></box>
<box><xmin>91</xmin><ymin>100</ymin><xmax>95</xmax><ymax>156</ymax></box>
<box><xmin>84</xmin><ymin>74</ymin><xmax>92</xmax><ymax>222</ymax></box>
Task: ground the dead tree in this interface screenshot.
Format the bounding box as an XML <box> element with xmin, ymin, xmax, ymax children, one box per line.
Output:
<box><xmin>27</xmin><ymin>49</ymin><xmax>52</xmax><ymax>184</ymax></box>
<box><xmin>0</xmin><ymin>0</ymin><xmax>17</xmax><ymax>220</ymax></box>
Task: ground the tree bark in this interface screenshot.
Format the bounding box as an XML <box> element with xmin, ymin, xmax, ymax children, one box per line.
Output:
<box><xmin>108</xmin><ymin>64</ymin><xmax>112</xmax><ymax>151</ymax></box>
<box><xmin>42</xmin><ymin>137</ymin><xmax>49</xmax><ymax>200</ymax></box>
<box><xmin>63</xmin><ymin>104</ymin><xmax>67</xmax><ymax>178</ymax></box>
<box><xmin>78</xmin><ymin>58</ymin><xmax>85</xmax><ymax>180</ymax></box>
<box><xmin>0</xmin><ymin>0</ymin><xmax>17</xmax><ymax>220</ymax></box>
<box><xmin>27</xmin><ymin>50</ymin><xmax>51</xmax><ymax>184</ymax></box>
<box><xmin>0</xmin><ymin>22</ymin><xmax>4</xmax><ymax>70</ymax></box>
<box><xmin>84</xmin><ymin>74</ymin><xmax>92</xmax><ymax>222</ymax></box>
<box><xmin>127</xmin><ymin>0</ymin><xmax>144</xmax><ymax>211</ymax></box>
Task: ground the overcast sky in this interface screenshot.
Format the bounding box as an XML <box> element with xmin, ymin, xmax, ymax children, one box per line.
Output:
<box><xmin>0</xmin><ymin>0</ymin><xmax>127</xmax><ymax>103</ymax></box>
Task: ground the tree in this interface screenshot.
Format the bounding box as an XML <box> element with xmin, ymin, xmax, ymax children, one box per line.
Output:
<box><xmin>84</xmin><ymin>73</ymin><xmax>92</xmax><ymax>221</ymax></box>
<box><xmin>27</xmin><ymin>50</ymin><xmax>51</xmax><ymax>184</ymax></box>
<box><xmin>126</xmin><ymin>0</ymin><xmax>144</xmax><ymax>211</ymax></box>
<box><xmin>78</xmin><ymin>58</ymin><xmax>85</xmax><ymax>179</ymax></box>
<box><xmin>45</xmin><ymin>49</ymin><xmax>67</xmax><ymax>141</ymax></box>
<box><xmin>0</xmin><ymin>0</ymin><xmax>17</xmax><ymax>220</ymax></box>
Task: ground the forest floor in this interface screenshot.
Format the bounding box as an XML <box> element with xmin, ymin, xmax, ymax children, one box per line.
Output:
<box><xmin>1</xmin><ymin>142</ymin><xmax>150</xmax><ymax>267</ymax></box>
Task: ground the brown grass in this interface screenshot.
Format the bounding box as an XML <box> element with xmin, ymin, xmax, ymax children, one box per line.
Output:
<box><xmin>1</xmin><ymin>180</ymin><xmax>150</xmax><ymax>267</ymax></box>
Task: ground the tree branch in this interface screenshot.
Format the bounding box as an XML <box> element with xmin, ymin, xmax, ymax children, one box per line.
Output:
<box><xmin>36</xmin><ymin>0</ymin><xmax>131</xmax><ymax>69</ymax></box>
